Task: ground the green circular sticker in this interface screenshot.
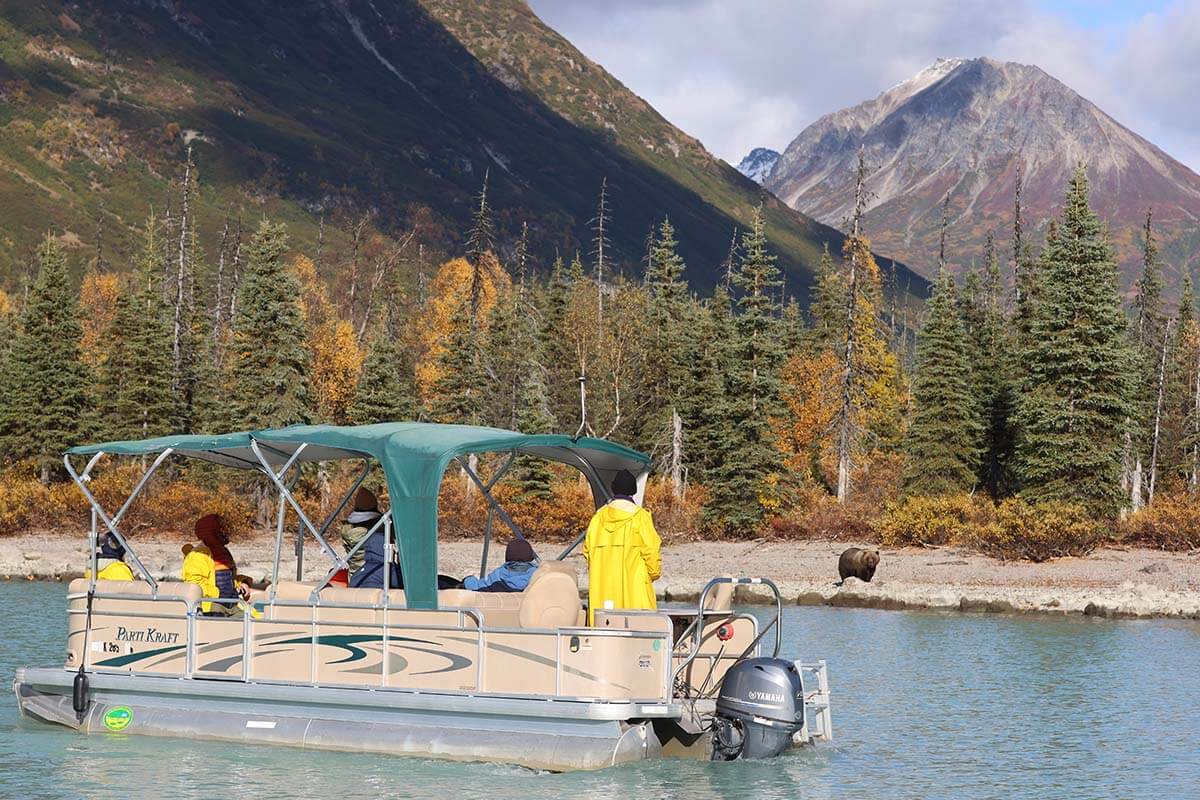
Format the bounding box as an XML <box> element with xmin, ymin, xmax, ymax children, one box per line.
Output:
<box><xmin>102</xmin><ymin>706</ymin><xmax>133</xmax><ymax>732</ymax></box>
<box><xmin>652</xmin><ymin>639</ymin><xmax>661</xmax><ymax>652</ymax></box>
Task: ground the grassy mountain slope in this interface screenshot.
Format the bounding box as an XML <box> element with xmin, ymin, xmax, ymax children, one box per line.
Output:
<box><xmin>0</xmin><ymin>0</ymin><xmax>926</xmax><ymax>300</ymax></box>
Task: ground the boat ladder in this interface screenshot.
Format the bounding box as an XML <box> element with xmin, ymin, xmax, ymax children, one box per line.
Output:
<box><xmin>795</xmin><ymin>659</ymin><xmax>833</xmax><ymax>743</ymax></box>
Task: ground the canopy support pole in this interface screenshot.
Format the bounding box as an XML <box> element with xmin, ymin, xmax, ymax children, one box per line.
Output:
<box><xmin>310</xmin><ymin>511</ymin><xmax>388</xmax><ymax>601</ymax></box>
<box><xmin>267</xmin><ymin>462</ymin><xmax>303</xmax><ymax>599</ymax></box>
<box><xmin>65</xmin><ymin>449</ymin><xmax>172</xmax><ymax>593</ymax></box>
<box><xmin>555</xmin><ymin>453</ymin><xmax>617</xmax><ymax>561</ymax></box>
<box><xmin>250</xmin><ymin>440</ymin><xmax>346</xmax><ymax>575</ymax></box>
<box><xmin>456</xmin><ymin>455</ymin><xmax>525</xmax><ymax>545</ymax></box>
<box><xmin>476</xmin><ymin>452</ymin><xmax>515</xmax><ymax>577</ymax></box>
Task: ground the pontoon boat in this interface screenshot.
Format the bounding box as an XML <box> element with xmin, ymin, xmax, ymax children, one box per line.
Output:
<box><xmin>13</xmin><ymin>423</ymin><xmax>831</xmax><ymax>770</ymax></box>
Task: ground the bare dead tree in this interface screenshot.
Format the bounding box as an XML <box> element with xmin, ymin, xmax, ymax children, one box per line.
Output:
<box><xmin>835</xmin><ymin>146</ymin><xmax>871</xmax><ymax>503</ymax></box>
<box><xmin>212</xmin><ymin>212</ymin><xmax>231</xmax><ymax>352</ymax></box>
<box><xmin>590</xmin><ymin>177</ymin><xmax>610</xmax><ymax>319</ymax></box>
<box><xmin>171</xmin><ymin>148</ymin><xmax>195</xmax><ymax>394</ymax></box>
<box><xmin>356</xmin><ymin>225</ymin><xmax>419</xmax><ymax>343</ymax></box>
<box><xmin>1147</xmin><ymin>318</ymin><xmax>1174</xmax><ymax>505</ymax></box>
<box><xmin>1012</xmin><ymin>158</ymin><xmax>1024</xmax><ymax>304</ymax></box>
<box><xmin>1192</xmin><ymin>346</ymin><xmax>1200</xmax><ymax>490</ymax></box>
<box><xmin>92</xmin><ymin>201</ymin><xmax>108</xmax><ymax>273</ymax></box>
<box><xmin>722</xmin><ymin>227</ymin><xmax>738</xmax><ymax>289</ymax></box>
<box><xmin>938</xmin><ymin>192</ymin><xmax>950</xmax><ymax>278</ymax></box>
<box><xmin>227</xmin><ymin>214</ymin><xmax>243</xmax><ymax>324</ymax></box>
<box><xmin>315</xmin><ymin>213</ymin><xmax>326</xmax><ymax>271</ymax></box>
<box><xmin>345</xmin><ymin>210</ymin><xmax>373</xmax><ymax>327</ymax></box>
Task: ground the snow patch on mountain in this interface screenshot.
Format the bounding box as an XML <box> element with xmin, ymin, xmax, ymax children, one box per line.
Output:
<box><xmin>736</xmin><ymin>147</ymin><xmax>780</xmax><ymax>184</ymax></box>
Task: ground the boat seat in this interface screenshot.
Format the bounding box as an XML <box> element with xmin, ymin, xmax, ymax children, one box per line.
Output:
<box><xmin>437</xmin><ymin>588</ymin><xmax>522</xmax><ymax>627</ymax></box>
<box><xmin>519</xmin><ymin>561</ymin><xmax>581</xmax><ymax>630</ymax></box>
<box><xmin>703</xmin><ymin>576</ymin><xmax>734</xmax><ymax>612</ymax></box>
<box><xmin>272</xmin><ymin>580</ymin><xmax>321</xmax><ymax>602</ymax></box>
<box><xmin>317</xmin><ymin>586</ymin><xmax>381</xmax><ymax>605</ymax></box>
<box><xmin>68</xmin><ymin>578</ymin><xmax>201</xmax><ymax>603</ymax></box>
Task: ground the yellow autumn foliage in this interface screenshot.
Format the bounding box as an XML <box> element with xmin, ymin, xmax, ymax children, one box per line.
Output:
<box><xmin>292</xmin><ymin>255</ymin><xmax>364</xmax><ymax>423</ymax></box>
<box><xmin>416</xmin><ymin>254</ymin><xmax>508</xmax><ymax>401</ymax></box>
<box><xmin>778</xmin><ymin>347</ymin><xmax>840</xmax><ymax>475</ymax></box>
<box><xmin>79</xmin><ymin>269</ymin><xmax>121</xmax><ymax>367</ymax></box>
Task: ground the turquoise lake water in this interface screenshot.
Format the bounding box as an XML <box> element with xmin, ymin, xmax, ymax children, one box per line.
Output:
<box><xmin>2</xmin><ymin>581</ymin><xmax>1198</xmax><ymax>799</ymax></box>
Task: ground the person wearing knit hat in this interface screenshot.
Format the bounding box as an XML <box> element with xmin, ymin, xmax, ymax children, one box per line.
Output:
<box><xmin>463</xmin><ymin>536</ymin><xmax>539</xmax><ymax>593</ymax></box>
<box><xmin>341</xmin><ymin>487</ymin><xmax>402</xmax><ymax>590</ymax></box>
<box><xmin>86</xmin><ymin>533</ymin><xmax>134</xmax><ymax>582</ymax></box>
<box><xmin>582</xmin><ymin>469</ymin><xmax>661</xmax><ymax>623</ymax></box>
<box><xmin>182</xmin><ymin>513</ymin><xmax>246</xmax><ymax>615</ymax></box>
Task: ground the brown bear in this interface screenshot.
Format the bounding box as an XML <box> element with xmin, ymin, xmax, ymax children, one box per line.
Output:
<box><xmin>836</xmin><ymin>547</ymin><xmax>880</xmax><ymax>585</ymax></box>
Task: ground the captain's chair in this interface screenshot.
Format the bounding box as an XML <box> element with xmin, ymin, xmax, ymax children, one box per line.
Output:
<box><xmin>519</xmin><ymin>560</ymin><xmax>581</xmax><ymax>629</ymax></box>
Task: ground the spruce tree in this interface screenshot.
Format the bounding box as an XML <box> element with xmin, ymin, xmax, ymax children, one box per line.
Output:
<box><xmin>686</xmin><ymin>286</ymin><xmax>735</xmax><ymax>488</ymax></box>
<box><xmin>904</xmin><ymin>274</ymin><xmax>982</xmax><ymax>494</ymax></box>
<box><xmin>643</xmin><ymin>217</ymin><xmax>691</xmax><ymax>492</ymax></box>
<box><xmin>539</xmin><ymin>255</ymin><xmax>575</xmax><ymax>428</ymax></box>
<box><xmin>1013</xmin><ymin>167</ymin><xmax>1135</xmax><ymax>514</ymax></box>
<box><xmin>510</xmin><ymin>357</ymin><xmax>556</xmax><ymax>501</ymax></box>
<box><xmin>807</xmin><ymin>244</ymin><xmax>842</xmax><ymax>349</ymax></box>
<box><xmin>0</xmin><ymin>235</ymin><xmax>93</xmax><ymax>479</ymax></box>
<box><xmin>351</xmin><ymin>323</ymin><xmax>420</xmax><ymax>425</ymax></box>
<box><xmin>1164</xmin><ymin>275</ymin><xmax>1199</xmax><ymax>485</ymax></box>
<box><xmin>705</xmin><ymin>205</ymin><xmax>785</xmax><ymax>533</ymax></box>
<box><xmin>99</xmin><ymin>228</ymin><xmax>175</xmax><ymax>442</ymax></box>
<box><xmin>228</xmin><ymin>220</ymin><xmax>310</xmax><ymax>429</ymax></box>
<box><xmin>431</xmin><ymin>299</ymin><xmax>486</xmax><ymax>425</ymax></box>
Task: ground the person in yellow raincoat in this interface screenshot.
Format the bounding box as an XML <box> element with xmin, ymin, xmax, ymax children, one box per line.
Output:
<box><xmin>583</xmin><ymin>469</ymin><xmax>661</xmax><ymax>623</ymax></box>
<box><xmin>85</xmin><ymin>533</ymin><xmax>134</xmax><ymax>581</ymax></box>
<box><xmin>182</xmin><ymin>514</ymin><xmax>247</xmax><ymax>615</ymax></box>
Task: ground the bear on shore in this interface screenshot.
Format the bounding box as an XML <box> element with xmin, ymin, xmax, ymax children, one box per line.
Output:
<box><xmin>836</xmin><ymin>547</ymin><xmax>880</xmax><ymax>586</ymax></box>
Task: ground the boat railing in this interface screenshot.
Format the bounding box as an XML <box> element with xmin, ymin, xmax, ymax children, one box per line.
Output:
<box><xmin>672</xmin><ymin>576</ymin><xmax>782</xmax><ymax>691</ymax></box>
<box><xmin>68</xmin><ymin>589</ymin><xmax>674</xmax><ymax>703</ymax></box>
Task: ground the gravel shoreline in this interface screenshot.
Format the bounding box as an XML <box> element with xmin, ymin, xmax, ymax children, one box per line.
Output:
<box><xmin>5</xmin><ymin>533</ymin><xmax>1198</xmax><ymax>620</ymax></box>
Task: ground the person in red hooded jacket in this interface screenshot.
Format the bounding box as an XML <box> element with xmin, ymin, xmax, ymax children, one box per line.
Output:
<box><xmin>182</xmin><ymin>514</ymin><xmax>247</xmax><ymax>615</ymax></box>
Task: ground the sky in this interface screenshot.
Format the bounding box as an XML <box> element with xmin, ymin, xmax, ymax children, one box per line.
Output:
<box><xmin>529</xmin><ymin>0</ymin><xmax>1200</xmax><ymax>172</ymax></box>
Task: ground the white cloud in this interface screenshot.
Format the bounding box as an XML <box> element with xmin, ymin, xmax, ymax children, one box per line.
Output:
<box><xmin>529</xmin><ymin>0</ymin><xmax>1200</xmax><ymax>172</ymax></box>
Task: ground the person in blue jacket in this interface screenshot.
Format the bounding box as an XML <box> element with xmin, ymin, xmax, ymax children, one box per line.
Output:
<box><xmin>463</xmin><ymin>539</ymin><xmax>538</xmax><ymax>593</ymax></box>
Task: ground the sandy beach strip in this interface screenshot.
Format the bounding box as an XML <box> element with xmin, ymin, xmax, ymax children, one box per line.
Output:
<box><xmin>4</xmin><ymin>533</ymin><xmax>1198</xmax><ymax>620</ymax></box>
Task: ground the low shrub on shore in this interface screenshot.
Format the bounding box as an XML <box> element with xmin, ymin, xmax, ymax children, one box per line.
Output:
<box><xmin>1120</xmin><ymin>492</ymin><xmax>1200</xmax><ymax>550</ymax></box>
<box><xmin>874</xmin><ymin>494</ymin><xmax>1100</xmax><ymax>561</ymax></box>
<box><xmin>962</xmin><ymin>499</ymin><xmax>1101</xmax><ymax>562</ymax></box>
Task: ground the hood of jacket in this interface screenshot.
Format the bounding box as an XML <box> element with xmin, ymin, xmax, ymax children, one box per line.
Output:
<box><xmin>593</xmin><ymin>499</ymin><xmax>642</xmax><ymax>525</ymax></box>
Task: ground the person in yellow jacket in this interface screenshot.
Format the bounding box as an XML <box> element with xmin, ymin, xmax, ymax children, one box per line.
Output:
<box><xmin>182</xmin><ymin>514</ymin><xmax>247</xmax><ymax>615</ymax></box>
<box><xmin>583</xmin><ymin>469</ymin><xmax>661</xmax><ymax>624</ymax></box>
<box><xmin>85</xmin><ymin>533</ymin><xmax>134</xmax><ymax>581</ymax></box>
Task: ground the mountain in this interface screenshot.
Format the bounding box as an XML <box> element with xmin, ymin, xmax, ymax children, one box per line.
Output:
<box><xmin>0</xmin><ymin>0</ymin><xmax>927</xmax><ymax>301</ymax></box>
<box><xmin>766</xmin><ymin>57</ymin><xmax>1200</xmax><ymax>292</ymax></box>
<box><xmin>736</xmin><ymin>148</ymin><xmax>779</xmax><ymax>184</ymax></box>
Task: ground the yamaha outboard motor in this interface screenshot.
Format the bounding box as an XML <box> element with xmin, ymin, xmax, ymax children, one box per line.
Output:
<box><xmin>711</xmin><ymin>657</ymin><xmax>804</xmax><ymax>760</ymax></box>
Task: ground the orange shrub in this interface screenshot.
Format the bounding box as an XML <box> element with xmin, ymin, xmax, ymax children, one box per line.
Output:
<box><xmin>1120</xmin><ymin>492</ymin><xmax>1200</xmax><ymax>551</ymax></box>
<box><xmin>643</xmin><ymin>480</ymin><xmax>707</xmax><ymax>543</ymax></box>
<box><xmin>958</xmin><ymin>498</ymin><xmax>1100</xmax><ymax>562</ymax></box>
<box><xmin>768</xmin><ymin>491</ymin><xmax>878</xmax><ymax>542</ymax></box>
<box><xmin>0</xmin><ymin>461</ymin><xmax>254</xmax><ymax>541</ymax></box>
<box><xmin>875</xmin><ymin>494</ymin><xmax>986</xmax><ymax>548</ymax></box>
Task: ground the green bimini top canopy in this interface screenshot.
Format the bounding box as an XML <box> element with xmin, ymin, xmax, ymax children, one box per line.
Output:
<box><xmin>67</xmin><ymin>423</ymin><xmax>650</xmax><ymax>609</ymax></box>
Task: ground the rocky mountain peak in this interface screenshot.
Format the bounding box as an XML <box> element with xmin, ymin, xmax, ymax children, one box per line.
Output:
<box><xmin>736</xmin><ymin>147</ymin><xmax>780</xmax><ymax>184</ymax></box>
<box><xmin>766</xmin><ymin>57</ymin><xmax>1200</xmax><ymax>291</ymax></box>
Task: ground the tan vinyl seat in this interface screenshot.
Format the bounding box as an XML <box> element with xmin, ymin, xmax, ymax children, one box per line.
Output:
<box><xmin>703</xmin><ymin>576</ymin><xmax>734</xmax><ymax>612</ymax></box>
<box><xmin>272</xmin><ymin>580</ymin><xmax>321</xmax><ymax>601</ymax></box>
<box><xmin>519</xmin><ymin>561</ymin><xmax>582</xmax><ymax>630</ymax></box>
<box><xmin>68</xmin><ymin>578</ymin><xmax>202</xmax><ymax>603</ymax></box>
